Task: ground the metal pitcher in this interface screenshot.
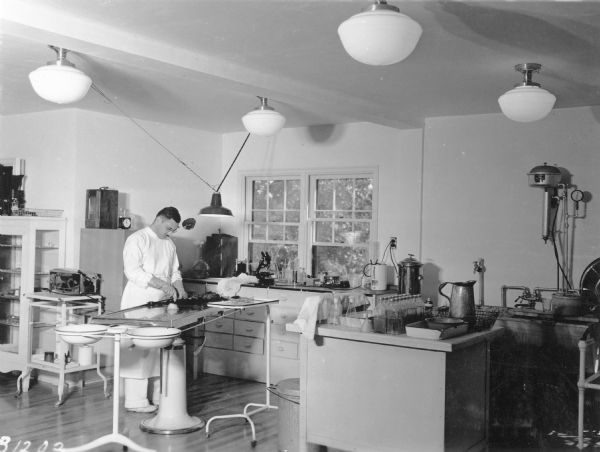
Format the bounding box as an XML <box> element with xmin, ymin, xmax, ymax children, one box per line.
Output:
<box><xmin>438</xmin><ymin>280</ymin><xmax>476</xmax><ymax>326</ymax></box>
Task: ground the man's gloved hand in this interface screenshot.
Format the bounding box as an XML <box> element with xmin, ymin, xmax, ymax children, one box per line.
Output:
<box><xmin>161</xmin><ymin>283</ymin><xmax>178</xmax><ymax>300</ymax></box>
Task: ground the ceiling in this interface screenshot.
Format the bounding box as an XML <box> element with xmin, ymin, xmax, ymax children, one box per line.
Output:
<box><xmin>2</xmin><ymin>0</ymin><xmax>600</xmax><ymax>134</ymax></box>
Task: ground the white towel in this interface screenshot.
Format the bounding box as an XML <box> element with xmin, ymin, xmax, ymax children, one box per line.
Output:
<box><xmin>216</xmin><ymin>273</ymin><xmax>259</xmax><ymax>297</ymax></box>
<box><xmin>293</xmin><ymin>295</ymin><xmax>322</xmax><ymax>340</ymax></box>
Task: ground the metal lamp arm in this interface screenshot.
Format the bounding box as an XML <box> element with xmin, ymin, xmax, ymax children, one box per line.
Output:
<box><xmin>215</xmin><ymin>133</ymin><xmax>250</xmax><ymax>193</ymax></box>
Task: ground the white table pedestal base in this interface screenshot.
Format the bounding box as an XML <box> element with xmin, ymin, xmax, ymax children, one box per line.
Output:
<box><xmin>140</xmin><ymin>338</ymin><xmax>204</xmax><ymax>434</ymax></box>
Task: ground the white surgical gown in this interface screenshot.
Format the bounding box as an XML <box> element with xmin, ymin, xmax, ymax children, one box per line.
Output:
<box><xmin>120</xmin><ymin>226</ymin><xmax>183</xmax><ymax>379</ymax></box>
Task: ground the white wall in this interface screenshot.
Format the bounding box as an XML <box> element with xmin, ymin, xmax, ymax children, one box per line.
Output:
<box><xmin>422</xmin><ymin>106</ymin><xmax>600</xmax><ymax>305</ymax></box>
<box><xmin>72</xmin><ymin>110</ymin><xmax>222</xmax><ymax>268</ymax></box>
<box><xmin>1</xmin><ymin>110</ymin><xmax>77</xmax><ymax>261</ymax></box>
<box><xmin>2</xmin><ymin>109</ymin><xmax>222</xmax><ymax>269</ymax></box>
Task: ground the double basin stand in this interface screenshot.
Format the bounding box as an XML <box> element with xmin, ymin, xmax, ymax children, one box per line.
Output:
<box><xmin>57</xmin><ymin>297</ymin><xmax>278</xmax><ymax>451</ymax></box>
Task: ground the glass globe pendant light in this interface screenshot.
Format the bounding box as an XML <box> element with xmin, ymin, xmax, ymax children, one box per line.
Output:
<box><xmin>242</xmin><ymin>97</ymin><xmax>286</xmax><ymax>136</ymax></box>
<box><xmin>338</xmin><ymin>0</ymin><xmax>422</xmax><ymax>66</ymax></box>
<box><xmin>498</xmin><ymin>63</ymin><xmax>556</xmax><ymax>123</ymax></box>
<box><xmin>29</xmin><ymin>46</ymin><xmax>92</xmax><ymax>104</ymax></box>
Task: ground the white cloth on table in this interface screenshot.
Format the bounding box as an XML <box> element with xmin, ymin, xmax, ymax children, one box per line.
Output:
<box><xmin>216</xmin><ymin>273</ymin><xmax>259</xmax><ymax>298</ymax></box>
<box><xmin>293</xmin><ymin>295</ymin><xmax>322</xmax><ymax>340</ymax></box>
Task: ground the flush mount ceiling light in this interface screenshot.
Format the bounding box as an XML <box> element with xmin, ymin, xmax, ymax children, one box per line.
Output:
<box><xmin>498</xmin><ymin>63</ymin><xmax>556</xmax><ymax>123</ymax></box>
<box><xmin>29</xmin><ymin>46</ymin><xmax>92</xmax><ymax>104</ymax></box>
<box><xmin>338</xmin><ymin>0</ymin><xmax>422</xmax><ymax>66</ymax></box>
<box><xmin>241</xmin><ymin>97</ymin><xmax>286</xmax><ymax>136</ymax></box>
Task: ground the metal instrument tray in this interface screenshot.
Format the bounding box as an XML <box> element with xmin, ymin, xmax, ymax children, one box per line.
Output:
<box><xmin>405</xmin><ymin>320</ymin><xmax>468</xmax><ymax>340</ymax></box>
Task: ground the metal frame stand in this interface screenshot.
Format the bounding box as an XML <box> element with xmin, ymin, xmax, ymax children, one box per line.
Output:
<box><xmin>205</xmin><ymin>304</ymin><xmax>278</xmax><ymax>447</ymax></box>
<box><xmin>63</xmin><ymin>332</ymin><xmax>156</xmax><ymax>452</ymax></box>
<box><xmin>578</xmin><ymin>338</ymin><xmax>600</xmax><ymax>450</ymax></box>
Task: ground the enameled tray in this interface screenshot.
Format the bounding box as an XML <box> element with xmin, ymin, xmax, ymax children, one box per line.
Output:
<box><xmin>405</xmin><ymin>320</ymin><xmax>468</xmax><ymax>340</ymax></box>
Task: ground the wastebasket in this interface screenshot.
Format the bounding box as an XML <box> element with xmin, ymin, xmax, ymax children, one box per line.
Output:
<box><xmin>270</xmin><ymin>378</ymin><xmax>301</xmax><ymax>452</ymax></box>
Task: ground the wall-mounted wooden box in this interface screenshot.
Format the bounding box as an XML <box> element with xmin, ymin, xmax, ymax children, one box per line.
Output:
<box><xmin>85</xmin><ymin>188</ymin><xmax>118</xmax><ymax>229</ymax></box>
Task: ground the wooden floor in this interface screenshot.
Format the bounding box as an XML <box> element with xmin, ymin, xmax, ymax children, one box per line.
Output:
<box><xmin>0</xmin><ymin>371</ymin><xmax>278</xmax><ymax>452</ymax></box>
<box><xmin>4</xmin><ymin>370</ymin><xmax>600</xmax><ymax>452</ymax></box>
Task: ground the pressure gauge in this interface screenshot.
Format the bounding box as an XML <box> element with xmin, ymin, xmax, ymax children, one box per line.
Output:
<box><xmin>571</xmin><ymin>190</ymin><xmax>584</xmax><ymax>203</ymax></box>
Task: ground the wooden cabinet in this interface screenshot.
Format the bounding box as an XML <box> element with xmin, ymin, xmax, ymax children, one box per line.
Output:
<box><xmin>295</xmin><ymin>325</ymin><xmax>502</xmax><ymax>452</ymax></box>
<box><xmin>79</xmin><ymin>228</ymin><xmax>131</xmax><ymax>314</ymax></box>
<box><xmin>0</xmin><ymin>217</ymin><xmax>66</xmax><ymax>377</ymax></box>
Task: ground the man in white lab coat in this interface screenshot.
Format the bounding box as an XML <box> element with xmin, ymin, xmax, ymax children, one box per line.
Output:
<box><xmin>120</xmin><ymin>206</ymin><xmax>188</xmax><ymax>412</ymax></box>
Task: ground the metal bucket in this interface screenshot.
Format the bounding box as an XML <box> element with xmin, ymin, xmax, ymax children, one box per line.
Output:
<box><xmin>269</xmin><ymin>379</ymin><xmax>319</xmax><ymax>452</ymax></box>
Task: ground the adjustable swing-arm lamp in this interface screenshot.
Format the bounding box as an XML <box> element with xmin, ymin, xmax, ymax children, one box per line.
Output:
<box><xmin>199</xmin><ymin>133</ymin><xmax>251</xmax><ymax>217</ymax></box>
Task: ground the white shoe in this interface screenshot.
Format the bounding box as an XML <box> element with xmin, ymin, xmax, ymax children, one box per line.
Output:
<box><xmin>126</xmin><ymin>405</ymin><xmax>158</xmax><ymax>413</ymax></box>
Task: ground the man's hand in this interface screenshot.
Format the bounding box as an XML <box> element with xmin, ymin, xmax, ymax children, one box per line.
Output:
<box><xmin>162</xmin><ymin>284</ymin><xmax>178</xmax><ymax>299</ymax></box>
<box><xmin>173</xmin><ymin>281</ymin><xmax>188</xmax><ymax>299</ymax></box>
<box><xmin>149</xmin><ymin>276</ymin><xmax>177</xmax><ymax>299</ymax></box>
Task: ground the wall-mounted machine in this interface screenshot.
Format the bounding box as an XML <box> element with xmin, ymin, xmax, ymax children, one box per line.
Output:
<box><xmin>527</xmin><ymin>162</ymin><xmax>562</xmax><ymax>243</ymax></box>
<box><xmin>503</xmin><ymin>163</ymin><xmax>589</xmax><ymax>315</ymax></box>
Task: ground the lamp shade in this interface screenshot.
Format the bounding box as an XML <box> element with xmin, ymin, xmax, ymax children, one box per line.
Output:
<box><xmin>338</xmin><ymin>4</ymin><xmax>422</xmax><ymax>66</ymax></box>
<box><xmin>199</xmin><ymin>193</ymin><xmax>233</xmax><ymax>217</ymax></box>
<box><xmin>29</xmin><ymin>64</ymin><xmax>92</xmax><ymax>104</ymax></box>
<box><xmin>242</xmin><ymin>108</ymin><xmax>286</xmax><ymax>136</ymax></box>
<box><xmin>498</xmin><ymin>85</ymin><xmax>556</xmax><ymax>123</ymax></box>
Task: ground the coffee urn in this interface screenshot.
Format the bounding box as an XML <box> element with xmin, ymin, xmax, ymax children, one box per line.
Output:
<box><xmin>398</xmin><ymin>254</ymin><xmax>422</xmax><ymax>294</ymax></box>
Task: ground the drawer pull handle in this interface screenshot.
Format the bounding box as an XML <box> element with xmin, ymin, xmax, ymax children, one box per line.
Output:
<box><xmin>244</xmin><ymin>344</ymin><xmax>251</xmax><ymax>349</ymax></box>
<box><xmin>216</xmin><ymin>324</ymin><xmax>223</xmax><ymax>328</ymax></box>
<box><xmin>277</xmin><ymin>346</ymin><xmax>285</xmax><ymax>351</ymax></box>
<box><xmin>246</xmin><ymin>328</ymin><xmax>254</xmax><ymax>333</ymax></box>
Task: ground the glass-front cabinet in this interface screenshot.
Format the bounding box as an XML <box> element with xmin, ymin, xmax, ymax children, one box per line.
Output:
<box><xmin>0</xmin><ymin>216</ymin><xmax>66</xmax><ymax>374</ymax></box>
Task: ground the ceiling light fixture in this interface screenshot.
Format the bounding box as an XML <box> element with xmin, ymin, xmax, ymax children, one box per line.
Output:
<box><xmin>338</xmin><ymin>0</ymin><xmax>422</xmax><ymax>66</ymax></box>
<box><xmin>241</xmin><ymin>97</ymin><xmax>286</xmax><ymax>136</ymax></box>
<box><xmin>498</xmin><ymin>63</ymin><xmax>556</xmax><ymax>123</ymax></box>
<box><xmin>29</xmin><ymin>45</ymin><xmax>92</xmax><ymax>104</ymax></box>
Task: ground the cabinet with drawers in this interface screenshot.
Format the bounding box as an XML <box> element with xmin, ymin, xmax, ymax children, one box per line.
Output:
<box><xmin>184</xmin><ymin>279</ymin><xmax>324</xmax><ymax>383</ymax></box>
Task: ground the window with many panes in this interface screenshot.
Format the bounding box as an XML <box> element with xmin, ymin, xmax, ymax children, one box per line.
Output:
<box><xmin>311</xmin><ymin>174</ymin><xmax>374</xmax><ymax>279</ymax></box>
<box><xmin>244</xmin><ymin>170</ymin><xmax>376</xmax><ymax>280</ymax></box>
<box><xmin>246</xmin><ymin>176</ymin><xmax>301</xmax><ymax>273</ymax></box>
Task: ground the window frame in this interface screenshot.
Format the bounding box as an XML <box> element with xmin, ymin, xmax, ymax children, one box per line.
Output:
<box><xmin>241</xmin><ymin>167</ymin><xmax>379</xmax><ymax>276</ymax></box>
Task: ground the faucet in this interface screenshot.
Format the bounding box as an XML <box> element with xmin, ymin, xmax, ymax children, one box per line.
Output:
<box><xmin>501</xmin><ymin>285</ymin><xmax>535</xmax><ymax>308</ymax></box>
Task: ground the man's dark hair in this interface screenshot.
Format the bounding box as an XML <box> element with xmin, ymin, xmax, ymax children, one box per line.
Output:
<box><xmin>156</xmin><ymin>206</ymin><xmax>181</xmax><ymax>224</ymax></box>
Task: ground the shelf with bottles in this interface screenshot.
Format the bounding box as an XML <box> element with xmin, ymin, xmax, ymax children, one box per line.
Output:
<box><xmin>35</xmin><ymin>244</ymin><xmax>59</xmax><ymax>251</ymax></box>
<box><xmin>0</xmin><ymin>243</ymin><xmax>22</xmax><ymax>249</ymax></box>
<box><xmin>0</xmin><ymin>315</ymin><xmax>20</xmax><ymax>327</ymax></box>
<box><xmin>0</xmin><ymin>268</ymin><xmax>21</xmax><ymax>275</ymax></box>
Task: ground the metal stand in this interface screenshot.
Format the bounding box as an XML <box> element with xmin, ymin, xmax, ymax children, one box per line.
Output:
<box><xmin>577</xmin><ymin>338</ymin><xmax>600</xmax><ymax>450</ymax></box>
<box><xmin>16</xmin><ymin>294</ymin><xmax>108</xmax><ymax>405</ymax></box>
<box><xmin>63</xmin><ymin>332</ymin><xmax>156</xmax><ymax>452</ymax></box>
<box><xmin>205</xmin><ymin>304</ymin><xmax>278</xmax><ymax>447</ymax></box>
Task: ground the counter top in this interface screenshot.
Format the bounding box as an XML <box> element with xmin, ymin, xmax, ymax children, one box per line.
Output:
<box><xmin>287</xmin><ymin>322</ymin><xmax>503</xmax><ymax>352</ymax></box>
<box><xmin>184</xmin><ymin>277</ymin><xmax>399</xmax><ymax>296</ymax></box>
